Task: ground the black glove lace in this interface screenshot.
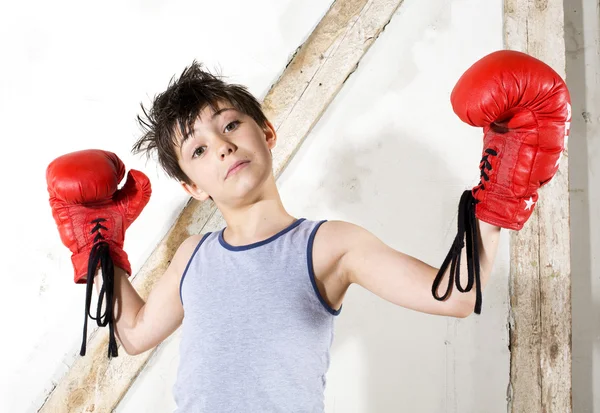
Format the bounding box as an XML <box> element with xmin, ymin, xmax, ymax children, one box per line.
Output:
<box><xmin>80</xmin><ymin>218</ymin><xmax>119</xmax><ymax>358</ymax></box>
<box><xmin>431</xmin><ymin>148</ymin><xmax>497</xmax><ymax>315</ymax></box>
<box><xmin>474</xmin><ymin>148</ymin><xmax>497</xmax><ymax>194</ymax></box>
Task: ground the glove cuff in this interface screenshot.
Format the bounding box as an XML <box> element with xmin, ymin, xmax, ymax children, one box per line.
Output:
<box><xmin>474</xmin><ymin>191</ymin><xmax>538</xmax><ymax>230</ymax></box>
<box><xmin>71</xmin><ymin>243</ymin><xmax>132</xmax><ymax>283</ymax></box>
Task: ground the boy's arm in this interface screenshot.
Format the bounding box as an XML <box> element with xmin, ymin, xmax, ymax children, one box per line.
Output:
<box><xmin>317</xmin><ymin>220</ymin><xmax>500</xmax><ymax>318</ymax></box>
<box><xmin>94</xmin><ymin>234</ymin><xmax>203</xmax><ymax>355</ymax></box>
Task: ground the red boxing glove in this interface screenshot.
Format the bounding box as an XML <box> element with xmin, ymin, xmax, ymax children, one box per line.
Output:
<box><xmin>47</xmin><ymin>149</ymin><xmax>151</xmax><ymax>282</ymax></box>
<box><xmin>47</xmin><ymin>149</ymin><xmax>151</xmax><ymax>356</ymax></box>
<box><xmin>433</xmin><ymin>50</ymin><xmax>571</xmax><ymax>314</ymax></box>
<box><xmin>452</xmin><ymin>50</ymin><xmax>571</xmax><ymax>230</ymax></box>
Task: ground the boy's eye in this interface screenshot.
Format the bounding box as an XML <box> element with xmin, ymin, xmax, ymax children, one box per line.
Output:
<box><xmin>224</xmin><ymin>121</ymin><xmax>240</xmax><ymax>133</ymax></box>
<box><xmin>192</xmin><ymin>146</ymin><xmax>206</xmax><ymax>158</ymax></box>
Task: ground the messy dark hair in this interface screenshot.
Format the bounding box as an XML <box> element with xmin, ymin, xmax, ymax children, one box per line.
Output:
<box><xmin>132</xmin><ymin>61</ymin><xmax>268</xmax><ymax>185</ymax></box>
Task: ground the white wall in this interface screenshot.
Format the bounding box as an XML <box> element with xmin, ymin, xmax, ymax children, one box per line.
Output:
<box><xmin>565</xmin><ymin>0</ymin><xmax>600</xmax><ymax>412</ymax></box>
<box><xmin>1</xmin><ymin>0</ymin><xmax>514</xmax><ymax>412</ymax></box>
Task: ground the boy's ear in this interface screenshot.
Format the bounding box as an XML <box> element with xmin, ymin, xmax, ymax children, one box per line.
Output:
<box><xmin>264</xmin><ymin>120</ymin><xmax>277</xmax><ymax>150</ymax></box>
<box><xmin>181</xmin><ymin>180</ymin><xmax>211</xmax><ymax>202</ymax></box>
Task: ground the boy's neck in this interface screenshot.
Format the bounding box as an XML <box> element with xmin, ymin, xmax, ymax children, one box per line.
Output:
<box><xmin>218</xmin><ymin>195</ymin><xmax>296</xmax><ymax>247</ymax></box>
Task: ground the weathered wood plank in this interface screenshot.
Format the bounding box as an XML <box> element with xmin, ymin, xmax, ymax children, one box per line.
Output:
<box><xmin>504</xmin><ymin>1</ymin><xmax>572</xmax><ymax>412</ymax></box>
<box><xmin>37</xmin><ymin>0</ymin><xmax>405</xmax><ymax>411</ymax></box>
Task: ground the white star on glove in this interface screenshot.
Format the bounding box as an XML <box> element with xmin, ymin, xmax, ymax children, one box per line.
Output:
<box><xmin>524</xmin><ymin>197</ymin><xmax>535</xmax><ymax>211</ymax></box>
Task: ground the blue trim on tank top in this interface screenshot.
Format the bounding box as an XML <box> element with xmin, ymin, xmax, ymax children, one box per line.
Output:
<box><xmin>179</xmin><ymin>232</ymin><xmax>212</xmax><ymax>305</ymax></box>
<box><xmin>218</xmin><ymin>218</ymin><xmax>306</xmax><ymax>251</ymax></box>
<box><xmin>307</xmin><ymin>220</ymin><xmax>342</xmax><ymax>316</ymax></box>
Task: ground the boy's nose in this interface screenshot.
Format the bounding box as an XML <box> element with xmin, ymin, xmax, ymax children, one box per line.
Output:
<box><xmin>217</xmin><ymin>139</ymin><xmax>236</xmax><ymax>158</ymax></box>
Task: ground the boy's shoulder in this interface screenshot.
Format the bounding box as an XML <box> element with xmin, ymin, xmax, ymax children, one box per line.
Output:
<box><xmin>316</xmin><ymin>219</ymin><xmax>363</xmax><ymax>240</ymax></box>
<box><xmin>313</xmin><ymin>219</ymin><xmax>382</xmax><ymax>265</ymax></box>
<box><xmin>312</xmin><ymin>219</ymin><xmax>362</xmax><ymax>261</ymax></box>
<box><xmin>170</xmin><ymin>233</ymin><xmax>207</xmax><ymax>272</ymax></box>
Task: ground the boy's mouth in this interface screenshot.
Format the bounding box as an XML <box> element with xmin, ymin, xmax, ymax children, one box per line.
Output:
<box><xmin>226</xmin><ymin>160</ymin><xmax>250</xmax><ymax>179</ymax></box>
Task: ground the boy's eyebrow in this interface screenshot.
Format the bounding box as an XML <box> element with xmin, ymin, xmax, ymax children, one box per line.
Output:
<box><xmin>192</xmin><ymin>107</ymin><xmax>236</xmax><ymax>135</ymax></box>
<box><xmin>179</xmin><ymin>107</ymin><xmax>236</xmax><ymax>156</ymax></box>
<box><xmin>211</xmin><ymin>107</ymin><xmax>235</xmax><ymax>119</ymax></box>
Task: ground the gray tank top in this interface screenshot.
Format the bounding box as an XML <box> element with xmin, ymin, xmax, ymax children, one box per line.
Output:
<box><xmin>173</xmin><ymin>218</ymin><xmax>341</xmax><ymax>412</ymax></box>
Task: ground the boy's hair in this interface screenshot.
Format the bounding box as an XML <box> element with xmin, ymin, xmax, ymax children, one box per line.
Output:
<box><xmin>132</xmin><ymin>61</ymin><xmax>268</xmax><ymax>185</ymax></box>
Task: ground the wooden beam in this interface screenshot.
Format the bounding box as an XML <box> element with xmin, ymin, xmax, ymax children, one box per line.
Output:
<box><xmin>504</xmin><ymin>1</ymin><xmax>572</xmax><ymax>412</ymax></box>
<box><xmin>37</xmin><ymin>0</ymin><xmax>405</xmax><ymax>411</ymax></box>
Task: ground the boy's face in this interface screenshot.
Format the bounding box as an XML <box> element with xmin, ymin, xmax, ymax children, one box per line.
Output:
<box><xmin>177</xmin><ymin>102</ymin><xmax>277</xmax><ymax>206</ymax></box>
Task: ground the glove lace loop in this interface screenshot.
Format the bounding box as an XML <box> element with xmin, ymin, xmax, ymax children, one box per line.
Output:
<box><xmin>473</xmin><ymin>148</ymin><xmax>498</xmax><ymax>196</ymax></box>
<box><xmin>431</xmin><ymin>190</ymin><xmax>482</xmax><ymax>314</ymax></box>
<box><xmin>90</xmin><ymin>218</ymin><xmax>109</xmax><ymax>243</ymax></box>
<box><xmin>80</xmin><ymin>218</ymin><xmax>119</xmax><ymax>358</ymax></box>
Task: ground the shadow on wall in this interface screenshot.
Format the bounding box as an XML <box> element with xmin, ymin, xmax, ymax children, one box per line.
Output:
<box><xmin>311</xmin><ymin>127</ymin><xmax>507</xmax><ymax>412</ymax></box>
<box><xmin>564</xmin><ymin>0</ymin><xmax>597</xmax><ymax>412</ymax></box>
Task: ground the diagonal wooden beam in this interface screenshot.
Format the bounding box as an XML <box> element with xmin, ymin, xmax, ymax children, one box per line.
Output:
<box><xmin>38</xmin><ymin>0</ymin><xmax>405</xmax><ymax>411</ymax></box>
<box><xmin>504</xmin><ymin>1</ymin><xmax>572</xmax><ymax>412</ymax></box>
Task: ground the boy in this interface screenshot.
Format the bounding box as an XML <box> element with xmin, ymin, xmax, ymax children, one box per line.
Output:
<box><xmin>46</xmin><ymin>50</ymin><xmax>570</xmax><ymax>412</ymax></box>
